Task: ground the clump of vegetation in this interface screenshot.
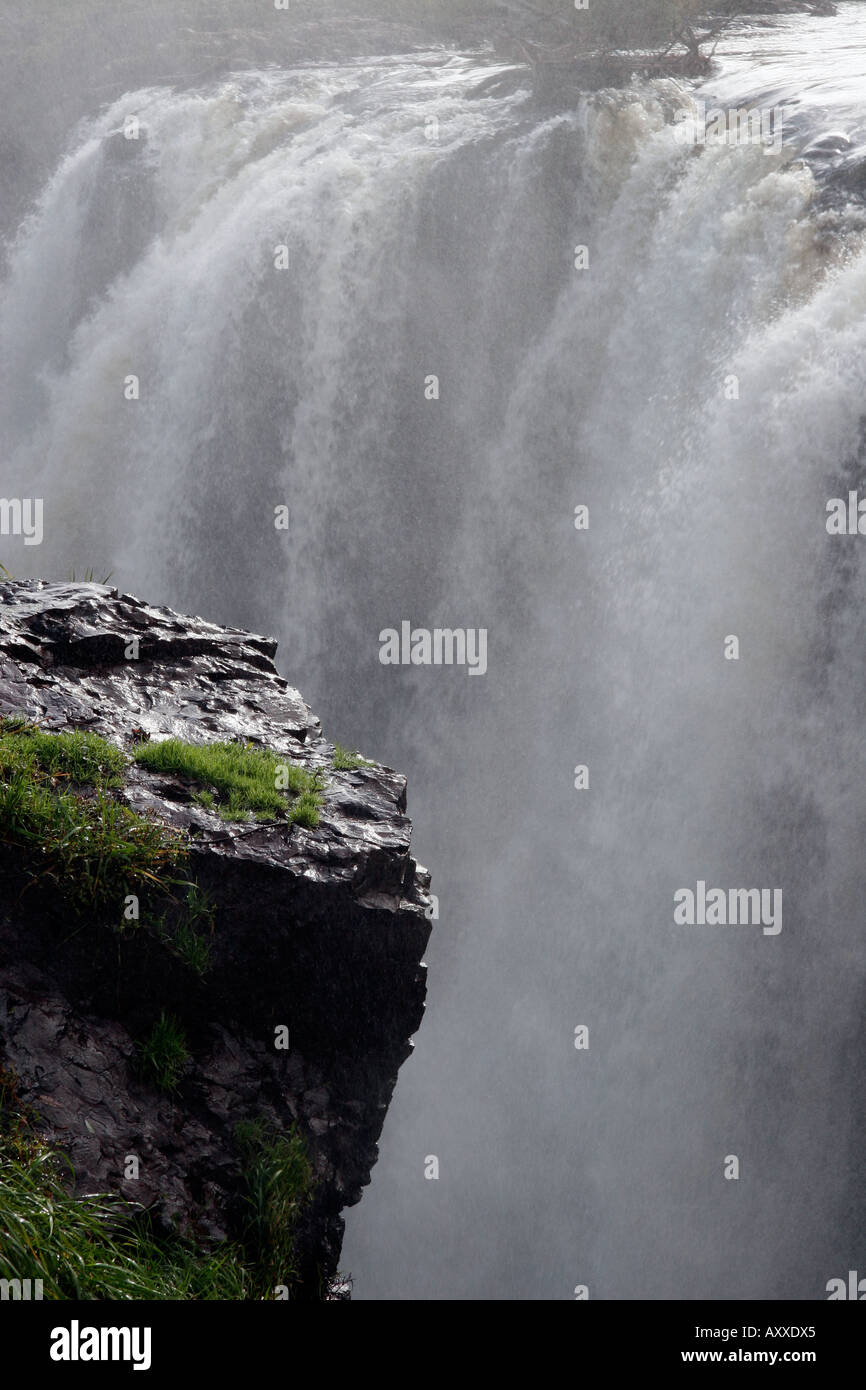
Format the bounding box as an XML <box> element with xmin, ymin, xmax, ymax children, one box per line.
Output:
<box><xmin>0</xmin><ymin>711</ymin><xmax>29</xmax><ymax>732</ymax></box>
<box><xmin>0</xmin><ymin>721</ymin><xmax>125</xmax><ymax>787</ymax></box>
<box><xmin>0</xmin><ymin>1080</ymin><xmax>321</xmax><ymax>1299</ymax></box>
<box><xmin>156</xmin><ymin>884</ymin><xmax>214</xmax><ymax>976</ymax></box>
<box><xmin>135</xmin><ymin>1012</ymin><xmax>190</xmax><ymax>1093</ymax></box>
<box><xmin>133</xmin><ymin>738</ymin><xmax>323</xmax><ymax>826</ymax></box>
<box><xmin>0</xmin><ymin>720</ymin><xmax>183</xmax><ymax>913</ymax></box>
<box><xmin>0</xmin><ymin>1088</ymin><xmax>250</xmax><ymax>1299</ymax></box>
<box><xmin>0</xmin><ymin>1138</ymin><xmax>251</xmax><ymax>1298</ymax></box>
<box><xmin>168</xmin><ymin>918</ymin><xmax>212</xmax><ymax>976</ymax></box>
<box><xmin>234</xmin><ymin>1117</ymin><xmax>316</xmax><ymax>1295</ymax></box>
<box><xmin>332</xmin><ymin>744</ymin><xmax>372</xmax><ymax>772</ymax></box>
<box><xmin>0</xmin><ymin>1063</ymin><xmax>38</xmax><ymax>1160</ymax></box>
<box><xmin>0</xmin><ymin>785</ymin><xmax>181</xmax><ymax>914</ymax></box>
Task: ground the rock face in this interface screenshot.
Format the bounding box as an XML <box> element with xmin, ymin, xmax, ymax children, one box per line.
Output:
<box><xmin>0</xmin><ymin>579</ymin><xmax>432</xmax><ymax>1297</ymax></box>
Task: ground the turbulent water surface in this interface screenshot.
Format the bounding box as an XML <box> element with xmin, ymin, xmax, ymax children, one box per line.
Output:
<box><xmin>2</xmin><ymin>2</ymin><xmax>865</xmax><ymax>1299</ymax></box>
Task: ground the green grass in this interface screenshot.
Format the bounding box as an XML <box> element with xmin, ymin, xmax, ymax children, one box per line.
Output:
<box><xmin>133</xmin><ymin>738</ymin><xmax>323</xmax><ymax>826</ymax></box>
<box><xmin>0</xmin><ymin>1124</ymin><xmax>250</xmax><ymax>1299</ymax></box>
<box><xmin>332</xmin><ymin>744</ymin><xmax>372</xmax><ymax>771</ymax></box>
<box><xmin>0</xmin><ymin>1083</ymin><xmax>314</xmax><ymax>1300</ymax></box>
<box><xmin>135</xmin><ymin>1012</ymin><xmax>190</xmax><ymax>1093</ymax></box>
<box><xmin>235</xmin><ymin>1118</ymin><xmax>316</xmax><ymax>1294</ymax></box>
<box><xmin>0</xmin><ymin>721</ymin><xmax>181</xmax><ymax>913</ymax></box>
<box><xmin>157</xmin><ymin>884</ymin><xmax>214</xmax><ymax>976</ymax></box>
<box><xmin>168</xmin><ymin>919</ymin><xmax>212</xmax><ymax>975</ymax></box>
<box><xmin>0</xmin><ymin>779</ymin><xmax>183</xmax><ymax>912</ymax></box>
<box><xmin>0</xmin><ymin>724</ymin><xmax>322</xmax><ymax>934</ymax></box>
<box><xmin>0</xmin><ymin>722</ymin><xmax>125</xmax><ymax>787</ymax></box>
<box><xmin>0</xmin><ymin>711</ymin><xmax>28</xmax><ymax>731</ymax></box>
<box><xmin>182</xmin><ymin>883</ymin><xmax>214</xmax><ymax>932</ymax></box>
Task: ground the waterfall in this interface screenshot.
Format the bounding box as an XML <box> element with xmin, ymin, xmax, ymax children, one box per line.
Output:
<box><xmin>2</xmin><ymin>20</ymin><xmax>865</xmax><ymax>1299</ymax></box>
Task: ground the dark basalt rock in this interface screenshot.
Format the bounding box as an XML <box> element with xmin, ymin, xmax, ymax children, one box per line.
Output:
<box><xmin>0</xmin><ymin>579</ymin><xmax>432</xmax><ymax>1298</ymax></box>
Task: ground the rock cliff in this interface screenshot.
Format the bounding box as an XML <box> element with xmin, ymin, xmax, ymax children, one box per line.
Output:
<box><xmin>0</xmin><ymin>580</ymin><xmax>432</xmax><ymax>1299</ymax></box>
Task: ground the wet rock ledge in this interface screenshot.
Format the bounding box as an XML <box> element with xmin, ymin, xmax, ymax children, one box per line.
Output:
<box><xmin>0</xmin><ymin>580</ymin><xmax>432</xmax><ymax>1299</ymax></box>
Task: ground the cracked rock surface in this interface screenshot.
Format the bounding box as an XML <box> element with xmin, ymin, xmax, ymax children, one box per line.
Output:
<box><xmin>0</xmin><ymin>580</ymin><xmax>432</xmax><ymax>1297</ymax></box>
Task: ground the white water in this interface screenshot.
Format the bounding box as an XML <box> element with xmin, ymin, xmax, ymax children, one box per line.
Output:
<box><xmin>2</xmin><ymin>5</ymin><xmax>866</xmax><ymax>1299</ymax></box>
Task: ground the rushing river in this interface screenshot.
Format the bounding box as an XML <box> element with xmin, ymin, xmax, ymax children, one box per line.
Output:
<box><xmin>2</xmin><ymin>2</ymin><xmax>865</xmax><ymax>1299</ymax></box>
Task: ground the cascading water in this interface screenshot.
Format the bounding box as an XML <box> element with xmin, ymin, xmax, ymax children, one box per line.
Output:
<box><xmin>2</xmin><ymin>3</ymin><xmax>865</xmax><ymax>1299</ymax></box>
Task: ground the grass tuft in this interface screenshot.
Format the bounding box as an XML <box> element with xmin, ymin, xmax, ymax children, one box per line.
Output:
<box><xmin>332</xmin><ymin>744</ymin><xmax>372</xmax><ymax>771</ymax></box>
<box><xmin>235</xmin><ymin>1118</ymin><xmax>316</xmax><ymax>1294</ymax></box>
<box><xmin>0</xmin><ymin>1092</ymin><xmax>313</xmax><ymax>1300</ymax></box>
<box><xmin>0</xmin><ymin>723</ymin><xmax>125</xmax><ymax>787</ymax></box>
<box><xmin>0</xmin><ymin>722</ymin><xmax>181</xmax><ymax>913</ymax></box>
<box><xmin>0</xmin><ymin>781</ymin><xmax>183</xmax><ymax>913</ymax></box>
<box><xmin>0</xmin><ymin>1129</ymin><xmax>250</xmax><ymax>1299</ymax></box>
<box><xmin>133</xmin><ymin>738</ymin><xmax>323</xmax><ymax>825</ymax></box>
<box><xmin>135</xmin><ymin>1012</ymin><xmax>190</xmax><ymax>1093</ymax></box>
<box><xmin>157</xmin><ymin>884</ymin><xmax>214</xmax><ymax>976</ymax></box>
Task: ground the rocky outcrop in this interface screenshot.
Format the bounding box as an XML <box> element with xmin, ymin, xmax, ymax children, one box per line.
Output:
<box><xmin>0</xmin><ymin>580</ymin><xmax>432</xmax><ymax>1298</ymax></box>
